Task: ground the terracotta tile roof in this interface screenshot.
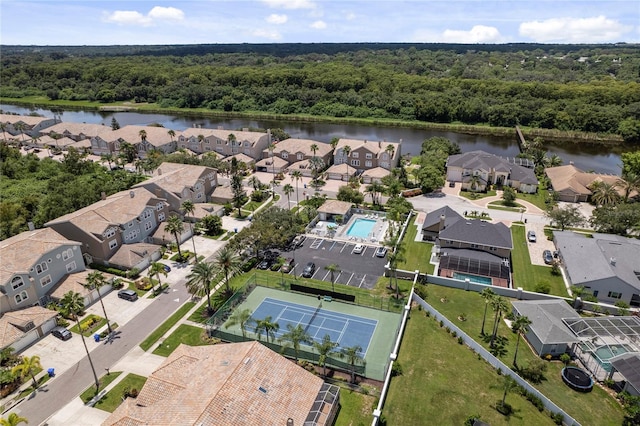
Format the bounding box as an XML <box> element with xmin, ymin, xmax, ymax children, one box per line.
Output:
<box><xmin>325</xmin><ymin>163</ymin><xmax>356</xmax><ymax>175</ymax></box>
<box><xmin>546</xmin><ymin>164</ymin><xmax>629</xmax><ymax>197</ymax></box>
<box><xmin>362</xmin><ymin>167</ymin><xmax>391</xmax><ymax>179</ymax></box>
<box><xmin>0</xmin><ymin>114</ymin><xmax>52</xmax><ymax>127</ymax></box>
<box><xmin>0</xmin><ymin>228</ymin><xmax>81</xmax><ymax>285</ymax></box>
<box><xmin>41</xmin><ymin>122</ymin><xmax>113</xmax><ymax>139</ymax></box>
<box><xmin>335</xmin><ymin>138</ymin><xmax>399</xmax><ymax>158</ymax></box>
<box><xmin>102</xmin><ymin>125</ymin><xmax>175</xmax><ymax>147</ymax></box>
<box><xmin>181</xmin><ymin>128</ymin><xmax>268</xmax><ymax>146</ymax></box>
<box><xmin>267</xmin><ymin>138</ymin><xmax>333</xmax><ymax>158</ymax></box>
<box><xmin>103</xmin><ymin>342</ymin><xmax>327</xmax><ymax>426</ymax></box>
<box><xmin>0</xmin><ymin>306</ymin><xmax>58</xmax><ymax>349</ymax></box>
<box><xmin>255</xmin><ymin>156</ymin><xmax>289</xmax><ymax>168</ymax></box>
<box><xmin>318</xmin><ymin>200</ymin><xmax>353</xmax><ymax>215</ymax></box>
<box><xmin>107</xmin><ymin>243</ymin><xmax>161</xmax><ymax>270</ymax></box>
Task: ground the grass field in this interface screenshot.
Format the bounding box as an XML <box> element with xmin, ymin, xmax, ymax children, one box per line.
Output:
<box><xmin>384</xmin><ymin>307</ymin><xmax>555</xmax><ymax>425</ymax></box>
<box><xmin>152</xmin><ymin>324</ymin><xmax>210</xmax><ymax>357</ymax></box>
<box><xmin>459</xmin><ymin>189</ymin><xmax>498</xmax><ymax>200</ymax></box>
<box><xmin>93</xmin><ymin>374</ymin><xmax>148</xmax><ymax>413</ymax></box>
<box><xmin>414</xmin><ymin>285</ymin><xmax>625</xmax><ymax>426</ymax></box>
<box><xmin>511</xmin><ymin>225</ymin><xmax>568</xmax><ymax>297</ymax></box>
<box><xmin>335</xmin><ymin>388</ymin><xmax>377</xmax><ymax>426</ymax></box>
<box><xmin>398</xmin><ymin>216</ymin><xmax>434</xmax><ymax>274</ymax></box>
<box><xmin>79</xmin><ymin>372</ymin><xmax>123</xmax><ymax>403</ymax></box>
<box><xmin>517</xmin><ymin>187</ymin><xmax>552</xmax><ymax>211</ymax></box>
<box><xmin>139</xmin><ymin>302</ymin><xmax>196</xmax><ymax>351</ymax></box>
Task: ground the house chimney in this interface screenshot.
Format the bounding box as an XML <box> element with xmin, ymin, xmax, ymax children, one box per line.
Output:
<box><xmin>27</xmin><ymin>222</ymin><xmax>35</xmax><ymax>231</ymax></box>
<box><xmin>101</xmin><ymin>191</ymin><xmax>106</xmax><ymax>200</ymax></box>
<box><xmin>439</xmin><ymin>214</ymin><xmax>446</xmax><ymax>231</ymax></box>
<box><xmin>378</xmin><ymin>141</ymin><xmax>382</xmax><ymax>148</ymax></box>
<box><xmin>364</xmin><ymin>140</ymin><xmax>367</xmax><ymax>144</ymax></box>
<box><xmin>130</xmin><ymin>191</ymin><xmax>135</xmax><ymax>198</ymax></box>
<box><xmin>158</xmin><ymin>168</ymin><xmax>162</xmax><ymax>175</ymax></box>
<box><xmin>610</xmin><ymin>257</ymin><xmax>616</xmax><ymax>266</ymax></box>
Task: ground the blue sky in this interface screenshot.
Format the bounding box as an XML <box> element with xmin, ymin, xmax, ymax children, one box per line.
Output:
<box><xmin>1</xmin><ymin>0</ymin><xmax>638</xmax><ymax>45</ymax></box>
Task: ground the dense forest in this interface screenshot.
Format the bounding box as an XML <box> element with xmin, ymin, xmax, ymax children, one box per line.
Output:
<box><xmin>1</xmin><ymin>43</ymin><xmax>640</xmax><ymax>141</ymax></box>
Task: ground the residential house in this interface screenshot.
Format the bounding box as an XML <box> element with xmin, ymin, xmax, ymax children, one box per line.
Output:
<box><xmin>133</xmin><ymin>162</ymin><xmax>218</xmax><ymax>214</ymax></box>
<box><xmin>446</xmin><ymin>151</ymin><xmax>538</xmax><ymax>193</ymax></box>
<box><xmin>361</xmin><ymin>167</ymin><xmax>391</xmax><ymax>184</ymax></box>
<box><xmin>103</xmin><ymin>342</ymin><xmax>340</xmax><ymax>426</ymax></box>
<box><xmin>210</xmin><ymin>184</ymin><xmax>244</xmax><ymax>205</ymax></box>
<box><xmin>554</xmin><ymin>231</ymin><xmax>640</xmax><ymax>306</ymax></box>
<box><xmin>317</xmin><ymin>200</ymin><xmax>354</xmax><ymax>223</ymax></box>
<box><xmin>49</xmin><ymin>269</ymin><xmax>114</xmax><ymax>309</ymax></box>
<box><xmin>0</xmin><ymin>228</ymin><xmax>84</xmax><ymax>311</ymax></box>
<box><xmin>0</xmin><ymin>306</ymin><xmax>58</xmax><ymax>353</ymax></box>
<box><xmin>421</xmin><ymin>206</ymin><xmax>463</xmax><ymax>242</ymax></box>
<box><xmin>178</xmin><ymin>128</ymin><xmax>271</xmax><ymax>158</ymax></box>
<box><xmin>263</xmin><ymin>138</ymin><xmax>333</xmax><ymax>168</ymax></box>
<box><xmin>39</xmin><ymin>121</ymin><xmax>113</xmax><ymax>143</ymax></box>
<box><xmin>90</xmin><ymin>125</ymin><xmax>177</xmax><ymax>158</ymax></box>
<box><xmin>611</xmin><ymin>354</ymin><xmax>640</xmax><ymax>396</ymax></box>
<box><xmin>325</xmin><ymin>163</ymin><xmax>357</xmax><ymax>181</ymax></box>
<box><xmin>0</xmin><ymin>114</ymin><xmax>57</xmax><ymax>140</ymax></box>
<box><xmin>545</xmin><ymin>164</ymin><xmax>632</xmax><ymax>202</ymax></box>
<box><xmin>333</xmin><ymin>138</ymin><xmax>400</xmax><ymax>174</ymax></box>
<box><xmin>511</xmin><ymin>300</ymin><xmax>580</xmax><ymax>357</ymax></box>
<box><xmin>45</xmin><ymin>188</ymin><xmax>169</xmax><ymax>271</ymax></box>
<box><xmin>255</xmin><ymin>155</ymin><xmax>289</xmax><ymax>174</ymax></box>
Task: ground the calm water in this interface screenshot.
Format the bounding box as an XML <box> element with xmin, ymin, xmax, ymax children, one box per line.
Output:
<box><xmin>1</xmin><ymin>104</ymin><xmax>630</xmax><ymax>175</ymax></box>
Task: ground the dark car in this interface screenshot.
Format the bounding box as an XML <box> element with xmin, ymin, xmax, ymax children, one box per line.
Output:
<box><xmin>375</xmin><ymin>246</ymin><xmax>388</xmax><ymax>258</ymax></box>
<box><xmin>449</xmin><ymin>181</ymin><xmax>456</xmax><ymax>188</ymax></box>
<box><xmin>257</xmin><ymin>259</ymin><xmax>273</xmax><ymax>270</ymax></box>
<box><xmin>118</xmin><ymin>289</ymin><xmax>138</xmax><ymax>302</ymax></box>
<box><xmin>163</xmin><ymin>264</ymin><xmax>171</xmax><ymax>273</ymax></box>
<box><xmin>281</xmin><ymin>258</ymin><xmax>295</xmax><ymax>273</ymax></box>
<box><xmin>302</xmin><ymin>262</ymin><xmax>316</xmax><ymax>278</ymax></box>
<box><xmin>51</xmin><ymin>326</ymin><xmax>72</xmax><ymax>341</ymax></box>
<box><xmin>543</xmin><ymin>250</ymin><xmax>554</xmax><ymax>264</ymax></box>
<box><xmin>291</xmin><ymin>235</ymin><xmax>306</xmax><ymax>248</ymax></box>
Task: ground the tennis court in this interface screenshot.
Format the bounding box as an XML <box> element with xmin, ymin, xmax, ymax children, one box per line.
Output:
<box><xmin>252</xmin><ymin>297</ymin><xmax>377</xmax><ymax>357</ymax></box>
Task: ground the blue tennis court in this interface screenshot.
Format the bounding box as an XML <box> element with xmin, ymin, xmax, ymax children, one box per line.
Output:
<box><xmin>252</xmin><ymin>297</ymin><xmax>377</xmax><ymax>357</ymax></box>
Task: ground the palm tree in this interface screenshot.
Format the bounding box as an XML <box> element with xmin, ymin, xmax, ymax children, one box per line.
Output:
<box><xmin>12</xmin><ymin>355</ymin><xmax>42</xmax><ymax>389</ymax></box>
<box><xmin>291</xmin><ymin>170</ymin><xmax>303</xmax><ymax>208</ymax></box>
<box><xmin>185</xmin><ymin>261</ymin><xmax>217</xmax><ymax>314</ymax></box>
<box><xmin>365</xmin><ymin>181</ymin><xmax>384</xmax><ymax>206</ymax></box>
<box><xmin>165</xmin><ymin>214</ymin><xmax>185</xmax><ymax>260</ymax></box>
<box><xmin>181</xmin><ymin>200</ymin><xmax>198</xmax><ymax>263</ymax></box>
<box><xmin>385</xmin><ymin>144</ymin><xmax>395</xmax><ymax>160</ymax></box>
<box><xmin>148</xmin><ymin>262</ymin><xmax>168</xmax><ymax>295</ymax></box>
<box><xmin>590</xmin><ymin>181</ymin><xmax>620</xmax><ymax>206</ymax></box>
<box><xmin>313</xmin><ymin>334</ymin><xmax>339</xmax><ymax>377</ymax></box>
<box><xmin>310</xmin><ymin>143</ymin><xmax>319</xmax><ymax>158</ymax></box>
<box><xmin>0</xmin><ymin>122</ymin><xmax>8</xmax><ymax>142</ymax></box>
<box><xmin>489</xmin><ymin>296</ymin><xmax>509</xmax><ymax>348</ymax></box>
<box><xmin>14</xmin><ymin>122</ymin><xmax>27</xmax><ymax>147</ymax></box>
<box><xmin>480</xmin><ymin>288</ymin><xmax>496</xmax><ymax>336</ymax></box>
<box><xmin>225</xmin><ymin>308</ymin><xmax>253</xmax><ymax>338</ymax></box>
<box><xmin>263</xmin><ymin>317</ymin><xmax>280</xmax><ymax>343</ymax></box>
<box><xmin>138</xmin><ymin>129</ymin><xmax>147</xmax><ymax>142</ymax></box>
<box><xmin>468</xmin><ymin>174</ymin><xmax>482</xmax><ymax>192</ymax></box>
<box><xmin>309</xmin><ymin>156</ymin><xmax>325</xmax><ymax>186</ymax></box>
<box><xmin>60</xmin><ymin>290</ymin><xmax>100</xmax><ymax>390</ymax></box>
<box><xmin>616</xmin><ymin>172</ymin><xmax>640</xmax><ymax>202</ymax></box>
<box><xmin>342</xmin><ymin>145</ymin><xmax>351</xmax><ymax>163</ymax></box>
<box><xmin>247</xmin><ymin>175</ymin><xmax>261</xmax><ymax>191</ymax></box>
<box><xmin>544</xmin><ymin>154</ymin><xmax>563</xmax><ymax>168</ymax></box>
<box><xmin>341</xmin><ymin>344</ymin><xmax>363</xmax><ymax>383</ymax></box>
<box><xmin>0</xmin><ymin>412</ymin><xmax>29</xmax><ymax>426</ymax></box>
<box><xmin>213</xmin><ymin>246</ymin><xmax>241</xmax><ymax>294</ymax></box>
<box><xmin>197</xmin><ymin>134</ymin><xmax>205</xmax><ymax>151</ymax></box>
<box><xmin>324</xmin><ymin>264</ymin><xmax>340</xmax><ymax>293</ymax></box>
<box><xmin>167</xmin><ymin>129</ymin><xmax>176</xmax><ymax>142</ymax></box>
<box><xmin>498</xmin><ymin>375</ymin><xmax>517</xmax><ymax>411</ymax></box>
<box><xmin>512</xmin><ymin>315</ymin><xmax>532</xmax><ymax>367</ymax></box>
<box><xmin>329</xmin><ymin>137</ymin><xmax>339</xmax><ymax>150</ymax></box>
<box><xmin>282</xmin><ymin>183</ymin><xmax>294</xmax><ymax>210</ymax></box>
<box><xmin>387</xmin><ymin>246</ymin><xmax>406</xmax><ymax>299</ymax></box>
<box><xmin>85</xmin><ymin>271</ymin><xmax>112</xmax><ymax>334</ymax></box>
<box><xmin>279</xmin><ymin>324</ymin><xmax>311</xmax><ymax>361</ymax></box>
<box><xmin>268</xmin><ymin>143</ymin><xmax>277</xmax><ymax>195</ymax></box>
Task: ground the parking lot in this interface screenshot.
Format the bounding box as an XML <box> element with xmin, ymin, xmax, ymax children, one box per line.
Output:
<box><xmin>279</xmin><ymin>237</ymin><xmax>388</xmax><ymax>289</ymax></box>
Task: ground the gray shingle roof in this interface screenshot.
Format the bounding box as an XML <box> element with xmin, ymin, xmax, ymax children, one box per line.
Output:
<box><xmin>447</xmin><ymin>150</ymin><xmax>537</xmax><ymax>185</ymax></box>
<box><xmin>422</xmin><ymin>206</ymin><xmax>463</xmax><ymax>231</ymax></box>
<box><xmin>512</xmin><ymin>300</ymin><xmax>580</xmax><ymax>345</ymax></box>
<box><xmin>438</xmin><ymin>219</ymin><xmax>513</xmax><ymax>249</ymax></box>
<box><xmin>611</xmin><ymin>353</ymin><xmax>640</xmax><ymax>391</ymax></box>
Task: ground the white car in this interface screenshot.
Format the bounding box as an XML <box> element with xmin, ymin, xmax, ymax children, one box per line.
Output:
<box><xmin>353</xmin><ymin>243</ymin><xmax>364</xmax><ymax>254</ymax></box>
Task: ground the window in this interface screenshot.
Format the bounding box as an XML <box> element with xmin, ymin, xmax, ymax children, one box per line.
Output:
<box><xmin>128</xmin><ymin>222</ymin><xmax>133</xmax><ymax>228</ymax></box>
<box><xmin>365</xmin><ymin>161</ymin><xmax>372</xmax><ymax>167</ymax></box>
<box><xmin>158</xmin><ymin>212</ymin><xmax>165</xmax><ymax>221</ymax></box>
<box><xmin>281</xmin><ymin>152</ymin><xmax>288</xmax><ymax>159</ymax></box>
<box><xmin>15</xmin><ymin>291</ymin><xmax>28</xmax><ymax>304</ymax></box>
<box><xmin>382</xmin><ymin>153</ymin><xmax>388</xmax><ymax>160</ymax></box>
<box><xmin>470</xmin><ymin>243</ymin><xmax>479</xmax><ymax>249</ymax></box>
<box><xmin>62</xmin><ymin>248</ymin><xmax>73</xmax><ymax>261</ymax></box>
<box><xmin>351</xmin><ymin>160</ymin><xmax>360</xmax><ymax>167</ymax></box>
<box><xmin>608</xmin><ymin>291</ymin><xmax>622</xmax><ymax>299</ymax></box>
<box><xmin>196</xmin><ymin>193</ymin><xmax>203</xmax><ymax>199</ymax></box>
<box><xmin>352</xmin><ymin>152</ymin><xmax>359</xmax><ymax>158</ymax></box>
<box><xmin>217</xmin><ymin>140</ymin><xmax>222</xmax><ymax>145</ymax></box>
<box><xmin>216</xmin><ymin>147</ymin><xmax>224</xmax><ymax>153</ymax></box>
<box><xmin>244</xmin><ymin>142</ymin><xmax>250</xmax><ymax>147</ymax></box>
<box><xmin>204</xmin><ymin>139</ymin><xmax>210</xmax><ymax>144</ymax></box>
<box><xmin>103</xmin><ymin>228</ymin><xmax>116</xmax><ymax>239</ymax></box>
<box><xmin>297</xmin><ymin>153</ymin><xmax>304</xmax><ymax>160</ymax></box>
<box><xmin>380</xmin><ymin>162</ymin><xmax>389</xmax><ymax>168</ymax></box>
<box><xmin>366</xmin><ymin>153</ymin><xmax>373</xmax><ymax>159</ymax></box>
<box><xmin>109</xmin><ymin>240</ymin><xmax>118</xmax><ymax>250</ymax></box>
<box><xmin>141</xmin><ymin>210</ymin><xmax>152</xmax><ymax>220</ymax></box>
<box><xmin>66</xmin><ymin>262</ymin><xmax>77</xmax><ymax>273</ymax></box>
<box><xmin>145</xmin><ymin>221</ymin><xmax>153</xmax><ymax>231</ymax></box>
<box><xmin>35</xmin><ymin>262</ymin><xmax>48</xmax><ymax>274</ymax></box>
<box><xmin>41</xmin><ymin>275</ymin><xmax>52</xmax><ymax>286</ymax></box>
<box><xmin>156</xmin><ymin>202</ymin><xmax>164</xmax><ymax>211</ymax></box>
<box><xmin>11</xmin><ymin>276</ymin><xmax>24</xmax><ymax>290</ymax></box>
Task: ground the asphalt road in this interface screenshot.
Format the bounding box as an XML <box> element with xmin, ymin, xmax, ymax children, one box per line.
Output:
<box><xmin>14</xmin><ymin>281</ymin><xmax>192</xmax><ymax>425</ymax></box>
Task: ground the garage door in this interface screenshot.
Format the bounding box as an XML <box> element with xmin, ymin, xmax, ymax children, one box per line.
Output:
<box><xmin>12</xmin><ymin>330</ymin><xmax>39</xmax><ymax>353</ymax></box>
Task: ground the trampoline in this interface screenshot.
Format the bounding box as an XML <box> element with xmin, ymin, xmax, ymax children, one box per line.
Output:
<box><xmin>251</xmin><ymin>297</ymin><xmax>378</xmax><ymax>357</ymax></box>
<box><xmin>561</xmin><ymin>366</ymin><xmax>594</xmax><ymax>392</ymax></box>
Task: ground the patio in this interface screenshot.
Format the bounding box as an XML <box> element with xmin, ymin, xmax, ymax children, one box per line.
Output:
<box><xmin>306</xmin><ymin>212</ymin><xmax>389</xmax><ymax>244</ymax></box>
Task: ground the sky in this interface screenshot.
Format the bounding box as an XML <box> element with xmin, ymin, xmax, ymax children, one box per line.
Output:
<box><xmin>1</xmin><ymin>0</ymin><xmax>639</xmax><ymax>45</ymax></box>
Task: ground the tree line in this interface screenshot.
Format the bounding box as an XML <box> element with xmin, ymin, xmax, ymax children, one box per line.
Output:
<box><xmin>1</xmin><ymin>44</ymin><xmax>639</xmax><ymax>141</ymax></box>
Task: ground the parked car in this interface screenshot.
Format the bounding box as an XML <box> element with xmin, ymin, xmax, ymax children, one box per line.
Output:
<box><xmin>353</xmin><ymin>243</ymin><xmax>365</xmax><ymax>254</ymax></box>
<box><xmin>375</xmin><ymin>246</ymin><xmax>388</xmax><ymax>258</ymax></box>
<box><xmin>281</xmin><ymin>258</ymin><xmax>295</xmax><ymax>273</ymax></box>
<box><xmin>118</xmin><ymin>289</ymin><xmax>138</xmax><ymax>302</ymax></box>
<box><xmin>163</xmin><ymin>264</ymin><xmax>171</xmax><ymax>273</ymax></box>
<box><xmin>257</xmin><ymin>259</ymin><xmax>273</xmax><ymax>270</ymax></box>
<box><xmin>449</xmin><ymin>181</ymin><xmax>456</xmax><ymax>187</ymax></box>
<box><xmin>51</xmin><ymin>326</ymin><xmax>72</xmax><ymax>341</ymax></box>
<box><xmin>302</xmin><ymin>262</ymin><xmax>316</xmax><ymax>278</ymax></box>
<box><xmin>291</xmin><ymin>235</ymin><xmax>306</xmax><ymax>248</ymax></box>
<box><xmin>527</xmin><ymin>231</ymin><xmax>537</xmax><ymax>243</ymax></box>
<box><xmin>543</xmin><ymin>250</ymin><xmax>554</xmax><ymax>264</ymax></box>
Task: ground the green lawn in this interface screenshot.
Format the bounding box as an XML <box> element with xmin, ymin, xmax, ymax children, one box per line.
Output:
<box><xmin>459</xmin><ymin>189</ymin><xmax>497</xmax><ymax>200</ymax></box>
<box><xmin>70</xmin><ymin>314</ymin><xmax>107</xmax><ymax>337</ymax></box>
<box><xmin>511</xmin><ymin>225</ymin><xmax>568</xmax><ymax>297</ymax></box>
<box><xmin>416</xmin><ymin>285</ymin><xmax>625</xmax><ymax>426</ymax></box>
<box><xmin>384</xmin><ymin>306</ymin><xmax>555</xmax><ymax>425</ymax></box>
<box><xmin>335</xmin><ymin>388</ymin><xmax>377</xmax><ymax>426</ymax></box>
<box><xmin>79</xmin><ymin>372</ymin><xmax>123</xmax><ymax>403</ymax></box>
<box><xmin>398</xmin><ymin>216</ymin><xmax>434</xmax><ymax>274</ymax></box>
<box><xmin>139</xmin><ymin>302</ymin><xmax>196</xmax><ymax>351</ymax></box>
<box><xmin>487</xmin><ymin>201</ymin><xmax>525</xmax><ymax>212</ymax></box>
<box><xmin>152</xmin><ymin>324</ymin><xmax>210</xmax><ymax>357</ymax></box>
<box><xmin>93</xmin><ymin>374</ymin><xmax>148</xmax><ymax>413</ymax></box>
<box><xmin>517</xmin><ymin>187</ymin><xmax>552</xmax><ymax>211</ymax></box>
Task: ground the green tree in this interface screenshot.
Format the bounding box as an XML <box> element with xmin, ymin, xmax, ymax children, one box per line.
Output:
<box><xmin>11</xmin><ymin>355</ymin><xmax>41</xmax><ymax>389</ymax></box>
<box><xmin>279</xmin><ymin>324</ymin><xmax>311</xmax><ymax>361</ymax></box>
<box><xmin>616</xmin><ymin>172</ymin><xmax>640</xmax><ymax>202</ymax></box>
<box><xmin>590</xmin><ymin>181</ymin><xmax>620</xmax><ymax>206</ymax></box>
<box><xmin>181</xmin><ymin>200</ymin><xmax>198</xmax><ymax>263</ymax></box>
<box><xmin>231</xmin><ymin>174</ymin><xmax>245</xmax><ymax>217</ymax></box>
<box><xmin>545</xmin><ymin>205</ymin><xmax>584</xmax><ymax>230</ymax></box>
<box><xmin>85</xmin><ymin>271</ymin><xmax>112</xmax><ymax>334</ymax></box>
<box><xmin>185</xmin><ymin>261</ymin><xmax>217</xmax><ymax>314</ymax></box>
<box><xmin>616</xmin><ymin>301</ymin><xmax>631</xmax><ymax>316</ymax></box>
<box><xmin>199</xmin><ymin>214</ymin><xmax>223</xmax><ymax>236</ymax></box>
<box><xmin>324</xmin><ymin>263</ymin><xmax>340</xmax><ymax>293</ymax></box>
<box><xmin>502</xmin><ymin>186</ymin><xmax>517</xmax><ymax>206</ymax></box>
<box><xmin>512</xmin><ymin>315</ymin><xmax>532</xmax><ymax>367</ymax></box>
<box><xmin>313</xmin><ymin>334</ymin><xmax>339</xmax><ymax>377</ymax></box>
<box><xmin>290</xmin><ymin>170</ymin><xmax>303</xmax><ymax>209</ymax></box>
<box><xmin>489</xmin><ymin>296</ymin><xmax>509</xmax><ymax>348</ymax></box>
<box><xmin>590</xmin><ymin>203</ymin><xmax>640</xmax><ymax>235</ymax></box>
<box><xmin>213</xmin><ymin>246</ymin><xmax>241</xmax><ymax>295</ymax></box>
<box><xmin>622</xmin><ymin>152</ymin><xmax>640</xmax><ymax>178</ymax></box>
<box><xmin>225</xmin><ymin>308</ymin><xmax>253</xmax><ymax>338</ymax></box>
<box><xmin>480</xmin><ymin>288</ymin><xmax>496</xmax><ymax>336</ymax></box>
<box><xmin>341</xmin><ymin>344</ymin><xmax>364</xmax><ymax>383</ymax></box>
<box><xmin>165</xmin><ymin>214</ymin><xmax>185</xmax><ymax>260</ymax></box>
<box><xmin>254</xmin><ymin>315</ymin><xmax>279</xmax><ymax>343</ymax></box>
<box><xmin>0</xmin><ymin>413</ymin><xmax>29</xmax><ymax>426</ymax></box>
<box><xmin>336</xmin><ymin>185</ymin><xmax>364</xmax><ymax>206</ymax></box>
<box><xmin>365</xmin><ymin>181</ymin><xmax>384</xmax><ymax>206</ymax></box>
<box><xmin>60</xmin><ymin>291</ymin><xmax>100</xmax><ymax>390</ymax></box>
<box><xmin>498</xmin><ymin>375</ymin><xmax>517</xmax><ymax>412</ymax></box>
<box><xmin>283</xmin><ymin>183</ymin><xmax>294</xmax><ymax>210</ymax></box>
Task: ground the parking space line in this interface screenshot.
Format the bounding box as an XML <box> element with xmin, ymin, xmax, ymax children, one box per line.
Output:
<box><xmin>310</xmin><ymin>238</ymin><xmax>323</xmax><ymax>249</ymax></box>
<box><xmin>328</xmin><ymin>241</ymin><xmax>336</xmax><ymax>251</ymax></box>
<box><xmin>321</xmin><ymin>271</ymin><xmax>330</xmax><ymax>281</ymax></box>
<box><xmin>340</xmin><ymin>243</ymin><xmax>349</xmax><ymax>253</ymax></box>
<box><xmin>358</xmin><ymin>276</ymin><xmax>366</xmax><ymax>288</ymax></box>
<box><xmin>345</xmin><ymin>272</ymin><xmax>354</xmax><ymax>286</ymax></box>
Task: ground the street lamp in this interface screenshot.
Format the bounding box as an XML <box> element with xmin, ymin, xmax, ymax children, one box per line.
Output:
<box><xmin>520</xmin><ymin>207</ymin><xmax>525</xmax><ymax>222</ymax></box>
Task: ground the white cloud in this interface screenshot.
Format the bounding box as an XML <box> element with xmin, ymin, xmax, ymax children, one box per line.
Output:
<box><xmin>441</xmin><ymin>25</ymin><xmax>503</xmax><ymax>43</ymax></box>
<box><xmin>266</xmin><ymin>14</ymin><xmax>288</xmax><ymax>25</ymax></box>
<box><xmin>310</xmin><ymin>20</ymin><xmax>327</xmax><ymax>30</ymax></box>
<box><xmin>261</xmin><ymin>0</ymin><xmax>316</xmax><ymax>10</ymax></box>
<box><xmin>253</xmin><ymin>28</ymin><xmax>282</xmax><ymax>40</ymax></box>
<box><xmin>345</xmin><ymin>13</ymin><xmax>356</xmax><ymax>21</ymax></box>
<box><xmin>104</xmin><ymin>10</ymin><xmax>152</xmax><ymax>26</ymax></box>
<box><xmin>519</xmin><ymin>16</ymin><xmax>632</xmax><ymax>42</ymax></box>
<box><xmin>104</xmin><ymin>6</ymin><xmax>185</xmax><ymax>27</ymax></box>
<box><xmin>148</xmin><ymin>6</ymin><xmax>184</xmax><ymax>21</ymax></box>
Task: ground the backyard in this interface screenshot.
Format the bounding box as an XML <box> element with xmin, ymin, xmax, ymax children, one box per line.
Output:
<box><xmin>407</xmin><ymin>285</ymin><xmax>625</xmax><ymax>426</ymax></box>
<box><xmin>398</xmin><ymin>215</ymin><xmax>435</xmax><ymax>274</ymax></box>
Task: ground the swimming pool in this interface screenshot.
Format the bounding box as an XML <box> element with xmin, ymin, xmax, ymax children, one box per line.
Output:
<box><xmin>590</xmin><ymin>344</ymin><xmax>631</xmax><ymax>373</ymax></box>
<box><xmin>347</xmin><ymin>218</ymin><xmax>376</xmax><ymax>238</ymax></box>
<box><xmin>453</xmin><ymin>272</ymin><xmax>492</xmax><ymax>285</ymax></box>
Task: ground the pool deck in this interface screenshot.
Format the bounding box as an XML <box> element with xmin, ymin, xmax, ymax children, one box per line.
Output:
<box><xmin>307</xmin><ymin>213</ymin><xmax>389</xmax><ymax>245</ymax></box>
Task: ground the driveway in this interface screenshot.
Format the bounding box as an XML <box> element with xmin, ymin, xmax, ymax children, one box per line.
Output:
<box><xmin>525</xmin><ymin>221</ymin><xmax>556</xmax><ymax>266</ymax></box>
<box><xmin>280</xmin><ymin>238</ymin><xmax>387</xmax><ymax>289</ymax></box>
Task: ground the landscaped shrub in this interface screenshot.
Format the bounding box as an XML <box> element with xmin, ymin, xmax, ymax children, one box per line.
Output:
<box><xmin>413</xmin><ymin>284</ymin><xmax>428</xmax><ymax>300</ymax></box>
<box><xmin>534</xmin><ymin>280</ymin><xmax>551</xmax><ymax>294</ymax></box>
<box><xmin>56</xmin><ymin>317</ymin><xmax>70</xmax><ymax>327</ymax></box>
<box><xmin>520</xmin><ymin>359</ymin><xmax>548</xmax><ymax>384</ymax></box>
<box><xmin>550</xmin><ymin>412</ymin><xmax>564</xmax><ymax>425</ymax></box>
<box><xmin>457</xmin><ymin>336</ymin><xmax>464</xmax><ymax>345</ymax></box>
<box><xmin>451</xmin><ymin>330</ymin><xmax>457</xmax><ymax>338</ymax></box>
<box><xmin>391</xmin><ymin>361</ymin><xmax>403</xmax><ymax>377</ymax></box>
<box><xmin>439</xmin><ymin>320</ymin><xmax>444</xmax><ymax>328</ymax></box>
<box><xmin>550</xmin><ymin>262</ymin><xmax>561</xmax><ymax>276</ymax></box>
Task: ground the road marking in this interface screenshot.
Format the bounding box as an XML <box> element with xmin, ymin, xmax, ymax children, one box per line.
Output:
<box><xmin>321</xmin><ymin>271</ymin><xmax>330</xmax><ymax>281</ymax></box>
<box><xmin>358</xmin><ymin>276</ymin><xmax>366</xmax><ymax>288</ymax></box>
<box><xmin>310</xmin><ymin>238</ymin><xmax>323</xmax><ymax>249</ymax></box>
<box><xmin>173</xmin><ymin>298</ymin><xmax>180</xmax><ymax>302</ymax></box>
<box><xmin>340</xmin><ymin>243</ymin><xmax>349</xmax><ymax>253</ymax></box>
<box><xmin>328</xmin><ymin>241</ymin><xmax>336</xmax><ymax>251</ymax></box>
<box><xmin>345</xmin><ymin>273</ymin><xmax>354</xmax><ymax>286</ymax></box>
